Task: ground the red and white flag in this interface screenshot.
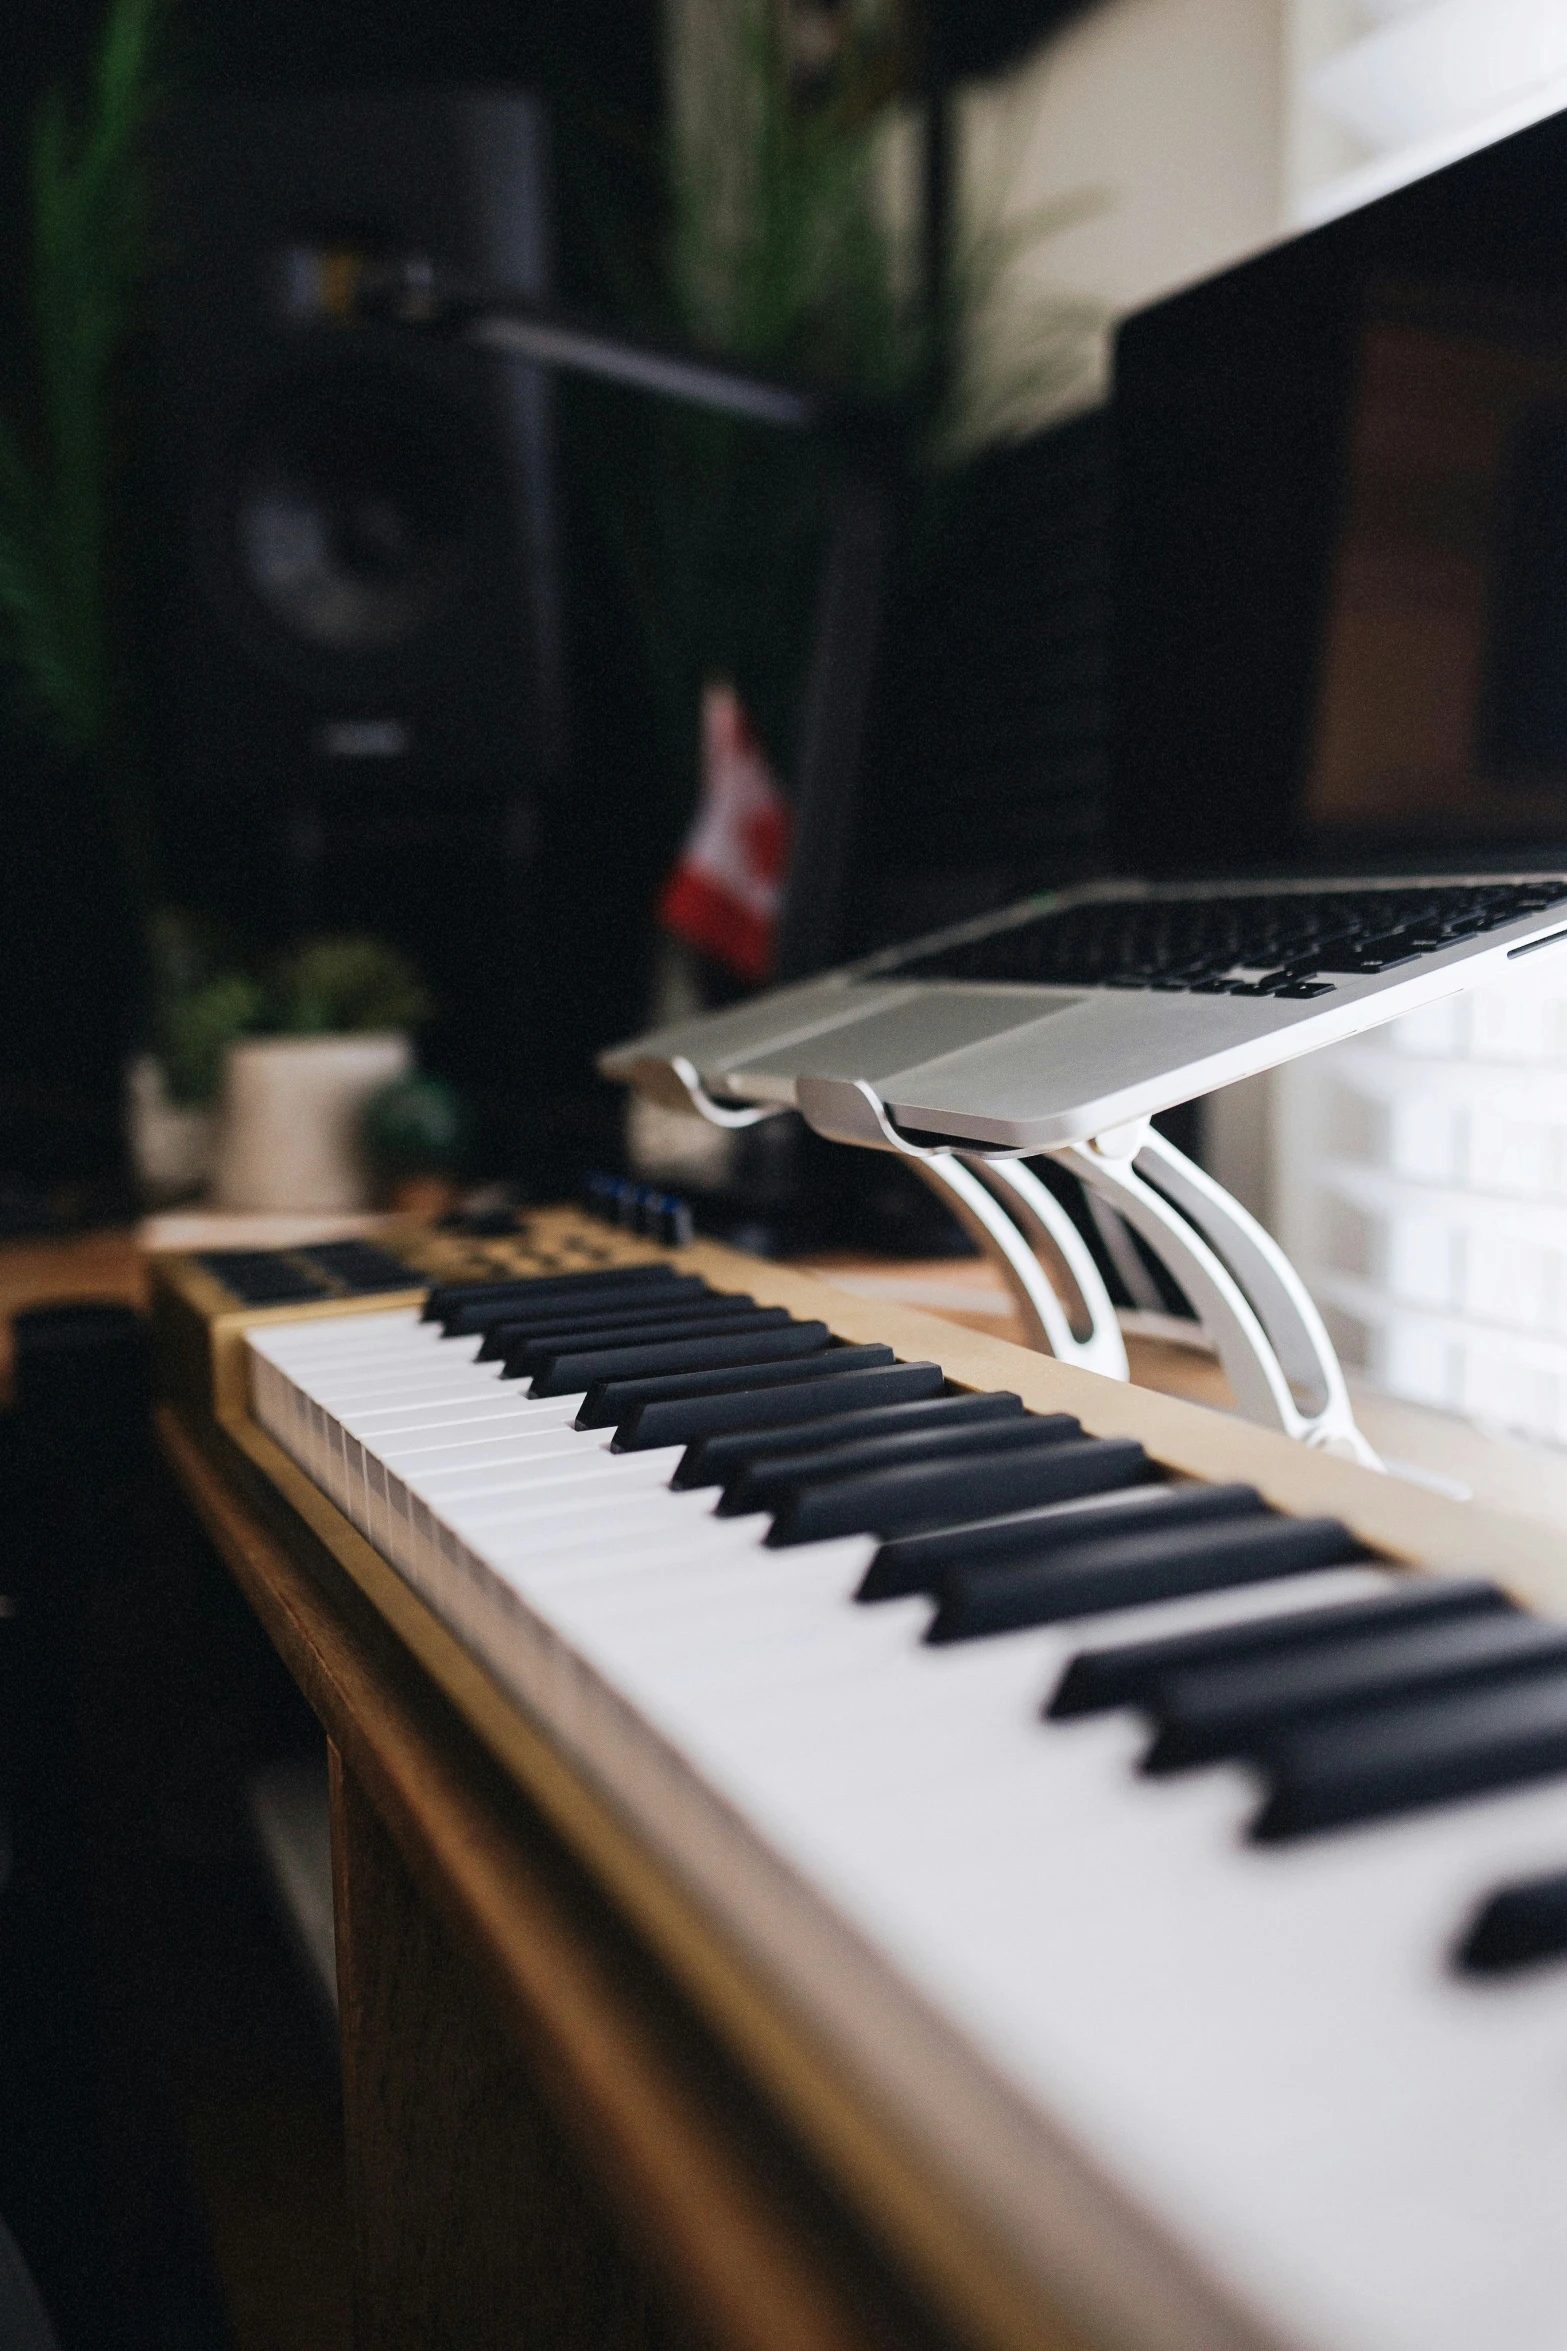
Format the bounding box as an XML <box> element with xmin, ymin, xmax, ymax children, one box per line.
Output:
<box><xmin>658</xmin><ymin>681</ymin><xmax>793</xmax><ymax>984</ymax></box>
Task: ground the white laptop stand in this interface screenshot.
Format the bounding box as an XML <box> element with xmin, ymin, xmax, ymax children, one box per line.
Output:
<box><xmin>634</xmin><ymin>1055</ymin><xmax>1379</xmax><ymax>1466</ymax></box>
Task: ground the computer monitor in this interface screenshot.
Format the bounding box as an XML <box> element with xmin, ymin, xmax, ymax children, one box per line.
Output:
<box><xmin>1115</xmin><ymin>101</ymin><xmax>1567</xmax><ymax>881</ymax></box>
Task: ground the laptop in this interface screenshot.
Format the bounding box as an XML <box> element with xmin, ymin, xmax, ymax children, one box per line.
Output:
<box><xmin>603</xmin><ymin>106</ymin><xmax>1567</xmax><ymax>1155</ymax></box>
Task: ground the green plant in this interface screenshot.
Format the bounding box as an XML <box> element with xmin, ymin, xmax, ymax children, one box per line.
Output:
<box><xmin>362</xmin><ymin>1072</ymin><xmax>468</xmax><ymax>1180</ymax></box>
<box><xmin>664</xmin><ymin>1</ymin><xmax>1106</xmax><ymax>449</ymax></box>
<box><xmin>0</xmin><ymin>0</ymin><xmax>166</xmax><ymax>770</ymax></box>
<box><xmin>268</xmin><ymin>937</ymin><xmax>432</xmax><ymax>1038</ymax></box>
<box><xmin>582</xmin><ymin>0</ymin><xmax>1105</xmax><ymax>798</ymax></box>
<box><xmin>666</xmin><ymin>0</ymin><xmax>918</xmax><ymax>399</ymax></box>
<box><xmin>592</xmin><ymin>0</ymin><xmax>915</xmax><ymax>785</ymax></box>
<box><xmin>148</xmin><ymin>908</ymin><xmax>264</xmax><ymax>1107</ymax></box>
<box><xmin>149</xmin><ymin>918</ymin><xmax>434</xmax><ymax>1103</ymax></box>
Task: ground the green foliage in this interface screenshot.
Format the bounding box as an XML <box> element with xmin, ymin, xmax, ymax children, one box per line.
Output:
<box><xmin>584</xmin><ymin>0</ymin><xmax>1105</xmax><ymax>799</ymax></box>
<box><xmin>361</xmin><ymin>1072</ymin><xmax>467</xmax><ymax>1178</ymax></box>
<box><xmin>158</xmin><ymin>973</ymin><xmax>266</xmax><ymax>1106</ymax></box>
<box><xmin>0</xmin><ymin>0</ymin><xmax>166</xmax><ymax>760</ymax></box>
<box><xmin>149</xmin><ymin>909</ymin><xmax>264</xmax><ymax>1106</ymax></box>
<box><xmin>667</xmin><ymin>0</ymin><xmax>917</xmax><ymax>396</ymax></box>
<box><xmin>666</xmin><ymin>0</ymin><xmax>1108</xmax><ymax>461</ymax></box>
<box><xmin>647</xmin><ymin>2</ymin><xmax>914</xmax><ymax>769</ymax></box>
<box><xmin>150</xmin><ymin>913</ymin><xmax>433</xmax><ymax>1102</ymax></box>
<box><xmin>933</xmin><ymin>189</ymin><xmax>1107</xmax><ymax>465</ymax></box>
<box><xmin>268</xmin><ymin>937</ymin><xmax>433</xmax><ymax>1040</ymax></box>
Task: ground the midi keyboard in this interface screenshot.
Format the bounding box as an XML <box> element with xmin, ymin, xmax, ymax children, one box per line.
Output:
<box><xmin>154</xmin><ymin>1211</ymin><xmax>1567</xmax><ymax>2351</ymax></box>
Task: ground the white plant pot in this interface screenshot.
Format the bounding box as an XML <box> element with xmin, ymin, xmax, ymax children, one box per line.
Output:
<box><xmin>212</xmin><ymin>1033</ymin><xmax>413</xmax><ymax>1212</ymax></box>
<box><xmin>126</xmin><ymin>1053</ymin><xmax>217</xmax><ymax>1205</ymax></box>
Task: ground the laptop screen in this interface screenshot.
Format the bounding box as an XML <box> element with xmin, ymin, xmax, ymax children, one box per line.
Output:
<box><xmin>1114</xmin><ymin>104</ymin><xmax>1567</xmax><ymax>880</ymax></box>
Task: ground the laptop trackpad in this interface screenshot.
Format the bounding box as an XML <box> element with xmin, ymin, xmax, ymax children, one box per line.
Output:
<box><xmin>743</xmin><ymin>988</ymin><xmax>1084</xmax><ymax>1085</ymax></box>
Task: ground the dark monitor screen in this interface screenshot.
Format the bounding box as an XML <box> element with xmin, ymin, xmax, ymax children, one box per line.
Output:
<box><xmin>1114</xmin><ymin>104</ymin><xmax>1567</xmax><ymax>879</ymax></box>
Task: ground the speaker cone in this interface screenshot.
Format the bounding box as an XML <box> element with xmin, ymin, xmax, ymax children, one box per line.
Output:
<box><xmin>227</xmin><ymin>356</ymin><xmax>471</xmax><ymax>661</ymax></box>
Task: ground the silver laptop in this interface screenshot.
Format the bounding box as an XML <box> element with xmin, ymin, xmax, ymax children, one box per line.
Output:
<box><xmin>601</xmin><ymin>874</ymin><xmax>1567</xmax><ymax>1152</ymax></box>
<box><xmin>605</xmin><ymin>113</ymin><xmax>1567</xmax><ymax>1153</ymax></box>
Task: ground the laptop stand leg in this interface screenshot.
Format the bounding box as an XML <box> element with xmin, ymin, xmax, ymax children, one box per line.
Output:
<box><xmin>623</xmin><ymin>1057</ymin><xmax>1125</xmax><ymax>1370</ymax></box>
<box><xmin>903</xmin><ymin>1154</ymin><xmax>1128</xmax><ymax>1376</ymax></box>
<box><xmin>955</xmin><ymin>1156</ymin><xmax>1128</xmax><ymax>1380</ymax></box>
<box><xmin>793</xmin><ymin>1074</ymin><xmax>1377</xmax><ymax>1461</ymax></box>
<box><xmin>1081</xmin><ymin>1191</ymin><xmax>1166</xmax><ymax>1312</ymax></box>
<box><xmin>1055</xmin><ymin>1122</ymin><xmax>1380</xmax><ymax>1466</ymax></box>
<box><xmin>791</xmin><ymin>1075</ymin><xmax>1124</xmax><ymax>1376</ymax></box>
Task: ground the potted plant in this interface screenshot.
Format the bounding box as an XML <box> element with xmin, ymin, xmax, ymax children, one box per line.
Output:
<box><xmin>128</xmin><ymin>909</ymin><xmax>263</xmax><ymax>1202</ymax></box>
<box><xmin>211</xmin><ymin>937</ymin><xmax>432</xmax><ymax>1213</ymax></box>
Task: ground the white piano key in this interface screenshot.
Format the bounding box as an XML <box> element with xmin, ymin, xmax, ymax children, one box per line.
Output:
<box><xmin>429</xmin><ymin>1460</ymin><xmax>702</xmax><ymax>1558</ymax></box>
<box><xmin>456</xmin><ymin>1505</ymin><xmax>761</xmax><ymax>1600</ymax></box>
<box><xmin>246</xmin><ymin>1310</ymin><xmax>431</xmax><ymax>1373</ymax></box>
<box><xmin>313</xmin><ymin>1351</ymin><xmax>461</xmax><ymax>1388</ymax></box>
<box><xmin>365</xmin><ymin>1417</ymin><xmax>592</xmax><ymax>1514</ymax></box>
<box><xmin>264</xmin><ymin>1356</ymin><xmax>489</xmax><ymax>1420</ymax></box>
<box><xmin>362</xmin><ymin>1394</ymin><xmax>583</xmax><ymax>1450</ymax></box>
<box><xmin>404</xmin><ymin>1427</ymin><xmax>603</xmax><ymax>1487</ymax></box>
<box><xmin>340</xmin><ymin>1403</ymin><xmax>542</xmax><ymax>1459</ymax></box>
<box><xmin>401</xmin><ymin>1452</ymin><xmax>692</xmax><ymax>1582</ymax></box>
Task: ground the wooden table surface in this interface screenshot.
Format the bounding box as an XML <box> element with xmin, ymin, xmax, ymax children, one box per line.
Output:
<box><xmin>0</xmin><ymin>1227</ymin><xmax>148</xmax><ymax>1409</ymax></box>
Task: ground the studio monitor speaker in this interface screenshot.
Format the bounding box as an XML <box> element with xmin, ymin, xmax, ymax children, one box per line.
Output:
<box><xmin>154</xmin><ymin>88</ymin><xmax>562</xmax><ymax>1155</ymax></box>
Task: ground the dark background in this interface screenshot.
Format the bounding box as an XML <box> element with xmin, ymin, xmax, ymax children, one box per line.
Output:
<box><xmin>0</xmin><ymin>0</ymin><xmax>669</xmax><ymax>1215</ymax></box>
<box><xmin>0</xmin><ymin>0</ymin><xmax>1109</xmax><ymax>1221</ymax></box>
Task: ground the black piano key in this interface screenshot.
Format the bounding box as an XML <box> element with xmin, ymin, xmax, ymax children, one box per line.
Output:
<box><xmin>444</xmin><ymin>1278</ymin><xmax>709</xmax><ymax>1335</ymax></box>
<box><xmin>927</xmin><ymin>1513</ymin><xmax>1356</xmax><ymax>1644</ymax></box>
<box><xmin>1254</xmin><ymin>1675</ymin><xmax>1567</xmax><ymax>1841</ymax></box>
<box><xmin>1144</xmin><ymin>1609</ymin><xmax>1567</xmax><ymax>1775</ymax></box>
<box><xmin>616</xmin><ymin>1357</ymin><xmax>937</xmax><ymax>1451</ymax></box>
<box><xmin>723</xmin><ymin>1414</ymin><xmax>1082</xmax><ymax>1519</ymax></box>
<box><xmin>423</xmin><ymin>1260</ymin><xmax>681</xmax><ymax>1322</ymax></box>
<box><xmin>450</xmin><ymin>1273</ymin><xmax>710</xmax><ymax>1338</ymax></box>
<box><xmin>582</xmin><ymin>1345</ymin><xmax>901</xmax><ymax>1436</ymax></box>
<box><xmin>864</xmin><ymin>1480</ymin><xmax>1264</xmax><ymax>1605</ymax></box>
<box><xmin>767</xmin><ymin>1435</ymin><xmax>1150</xmax><ymax>1549</ymax></box>
<box><xmin>1047</xmin><ymin>1574</ymin><xmax>1512</xmax><ymax>1719</ymax></box>
<box><xmin>530</xmin><ymin>1317</ymin><xmax>825</xmax><ymax>1399</ymax></box>
<box><xmin>674</xmin><ymin>1390</ymin><xmax>1021</xmax><ymax>1490</ymax></box>
<box><xmin>470</xmin><ymin>1286</ymin><xmax>735</xmax><ymax>1355</ymax></box>
<box><xmin>501</xmin><ymin>1305</ymin><xmax>786</xmax><ymax>1380</ymax></box>
<box><xmin>1454</xmin><ymin>1870</ymin><xmax>1567</xmax><ymax>1975</ymax></box>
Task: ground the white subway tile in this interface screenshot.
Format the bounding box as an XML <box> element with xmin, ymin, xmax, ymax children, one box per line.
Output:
<box><xmin>1386</xmin><ymin>1212</ymin><xmax>1457</xmax><ymax>1309</ymax></box>
<box><xmin>1388</xmin><ymin>1094</ymin><xmax>1465</xmax><ymax>1183</ymax></box>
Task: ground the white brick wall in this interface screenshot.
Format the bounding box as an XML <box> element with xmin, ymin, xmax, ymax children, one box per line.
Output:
<box><xmin>1287</xmin><ymin>0</ymin><xmax>1567</xmax><ymax>227</ymax></box>
<box><xmin>1272</xmin><ymin>959</ymin><xmax>1567</xmax><ymax>1444</ymax></box>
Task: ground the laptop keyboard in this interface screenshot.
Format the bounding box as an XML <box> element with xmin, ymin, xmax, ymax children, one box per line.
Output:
<box><xmin>887</xmin><ymin>882</ymin><xmax>1567</xmax><ymax>998</ymax></box>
